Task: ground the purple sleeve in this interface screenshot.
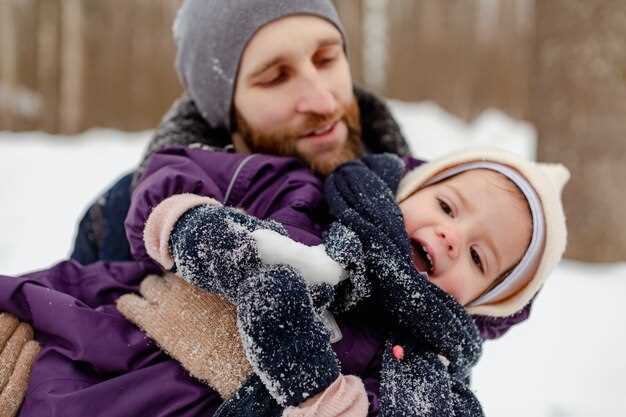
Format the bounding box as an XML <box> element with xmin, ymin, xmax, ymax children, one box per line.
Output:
<box><xmin>363</xmin><ymin>377</ymin><xmax>381</xmax><ymax>416</ymax></box>
<box><xmin>127</xmin><ymin>147</ymin><xmax>327</xmax><ymax>259</ymax></box>
<box><xmin>0</xmin><ymin>261</ymin><xmax>159</xmax><ymax>372</ymax></box>
<box><xmin>125</xmin><ymin>147</ymin><xmax>246</xmax><ymax>262</ymax></box>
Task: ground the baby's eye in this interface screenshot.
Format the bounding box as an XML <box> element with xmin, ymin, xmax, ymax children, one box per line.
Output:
<box><xmin>438</xmin><ymin>199</ymin><xmax>454</xmax><ymax>217</ymax></box>
<box><xmin>470</xmin><ymin>247</ymin><xmax>485</xmax><ymax>273</ymax></box>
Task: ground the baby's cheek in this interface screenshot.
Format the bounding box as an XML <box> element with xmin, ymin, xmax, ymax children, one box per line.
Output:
<box><xmin>451</xmin><ymin>279</ymin><xmax>474</xmax><ymax>306</ymax></box>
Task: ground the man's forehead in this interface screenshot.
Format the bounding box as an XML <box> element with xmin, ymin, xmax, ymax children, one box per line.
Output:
<box><xmin>244</xmin><ymin>15</ymin><xmax>343</xmax><ymax>62</ymax></box>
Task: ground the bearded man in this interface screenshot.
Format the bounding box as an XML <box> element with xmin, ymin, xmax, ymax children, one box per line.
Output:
<box><xmin>70</xmin><ymin>1</ymin><xmax>409</xmax><ymax>265</ymax></box>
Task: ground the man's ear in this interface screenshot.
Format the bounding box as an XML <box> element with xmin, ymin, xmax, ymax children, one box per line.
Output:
<box><xmin>232</xmin><ymin>132</ymin><xmax>252</xmax><ymax>154</ymax></box>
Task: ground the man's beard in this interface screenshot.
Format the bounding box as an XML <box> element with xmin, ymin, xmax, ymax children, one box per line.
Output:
<box><xmin>234</xmin><ymin>99</ymin><xmax>363</xmax><ymax>176</ymax></box>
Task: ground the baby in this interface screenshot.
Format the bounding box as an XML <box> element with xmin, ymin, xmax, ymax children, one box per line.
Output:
<box><xmin>121</xmin><ymin>146</ymin><xmax>568</xmax><ymax>416</ymax></box>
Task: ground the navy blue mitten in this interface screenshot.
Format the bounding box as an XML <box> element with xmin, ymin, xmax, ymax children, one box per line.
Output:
<box><xmin>323</xmin><ymin>222</ymin><xmax>370</xmax><ymax>312</ymax></box>
<box><xmin>360</xmin><ymin>153</ymin><xmax>405</xmax><ymax>193</ymax></box>
<box><xmin>237</xmin><ymin>264</ymin><xmax>340</xmax><ymax>407</ymax></box>
<box><xmin>214</xmin><ymin>374</ymin><xmax>282</xmax><ymax>417</ymax></box>
<box><xmin>169</xmin><ymin>203</ymin><xmax>287</xmax><ymax>303</ymax></box>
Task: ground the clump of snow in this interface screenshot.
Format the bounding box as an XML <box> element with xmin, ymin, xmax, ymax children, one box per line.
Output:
<box><xmin>253</xmin><ymin>229</ymin><xmax>344</xmax><ymax>286</ymax></box>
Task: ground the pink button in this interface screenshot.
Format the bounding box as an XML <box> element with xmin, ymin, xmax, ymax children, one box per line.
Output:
<box><xmin>392</xmin><ymin>345</ymin><xmax>405</xmax><ymax>361</ymax></box>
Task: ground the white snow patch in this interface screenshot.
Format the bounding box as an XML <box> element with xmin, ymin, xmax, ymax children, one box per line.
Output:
<box><xmin>0</xmin><ymin>129</ymin><xmax>150</xmax><ymax>274</ymax></box>
<box><xmin>253</xmin><ymin>229</ymin><xmax>344</xmax><ymax>286</ymax></box>
<box><xmin>387</xmin><ymin>100</ymin><xmax>537</xmax><ymax>161</ymax></box>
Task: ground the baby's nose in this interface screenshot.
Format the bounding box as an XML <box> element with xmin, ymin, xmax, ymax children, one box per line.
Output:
<box><xmin>437</xmin><ymin>229</ymin><xmax>460</xmax><ymax>259</ymax></box>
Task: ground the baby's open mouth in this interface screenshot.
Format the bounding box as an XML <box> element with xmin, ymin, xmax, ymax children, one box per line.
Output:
<box><xmin>410</xmin><ymin>239</ymin><xmax>434</xmax><ymax>275</ymax></box>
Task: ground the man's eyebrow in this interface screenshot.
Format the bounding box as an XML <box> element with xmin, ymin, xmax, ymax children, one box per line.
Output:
<box><xmin>248</xmin><ymin>37</ymin><xmax>343</xmax><ymax>80</ymax></box>
<box><xmin>249</xmin><ymin>56</ymin><xmax>285</xmax><ymax>79</ymax></box>
<box><xmin>317</xmin><ymin>37</ymin><xmax>343</xmax><ymax>49</ymax></box>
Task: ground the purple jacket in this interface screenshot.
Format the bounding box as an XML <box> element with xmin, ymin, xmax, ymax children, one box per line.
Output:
<box><xmin>2</xmin><ymin>148</ymin><xmax>386</xmax><ymax>416</ymax></box>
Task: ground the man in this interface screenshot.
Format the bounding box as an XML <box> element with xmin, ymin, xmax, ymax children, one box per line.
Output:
<box><xmin>71</xmin><ymin>0</ymin><xmax>408</xmax><ymax>265</ymax></box>
<box><xmin>1</xmin><ymin>1</ymin><xmax>410</xmax><ymax>416</ymax></box>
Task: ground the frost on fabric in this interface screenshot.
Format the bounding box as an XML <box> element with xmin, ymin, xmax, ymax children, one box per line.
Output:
<box><xmin>212</xmin><ymin>58</ymin><xmax>234</xmax><ymax>85</ymax></box>
<box><xmin>366</xmin><ymin>238</ymin><xmax>482</xmax><ymax>381</ymax></box>
<box><xmin>170</xmin><ymin>205</ymin><xmax>264</xmax><ymax>302</ymax></box>
<box><xmin>381</xmin><ymin>351</ymin><xmax>434</xmax><ymax>416</ymax></box>
<box><xmin>323</xmin><ymin>222</ymin><xmax>372</xmax><ymax>313</ymax></box>
<box><xmin>235</xmin><ymin>265</ymin><xmax>339</xmax><ymax>407</ymax></box>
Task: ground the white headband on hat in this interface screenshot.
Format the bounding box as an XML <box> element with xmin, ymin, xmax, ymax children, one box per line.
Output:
<box><xmin>423</xmin><ymin>161</ymin><xmax>546</xmax><ymax>307</ymax></box>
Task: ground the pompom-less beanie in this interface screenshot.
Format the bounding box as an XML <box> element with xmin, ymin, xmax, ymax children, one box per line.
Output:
<box><xmin>397</xmin><ymin>148</ymin><xmax>570</xmax><ymax>318</ymax></box>
<box><xmin>173</xmin><ymin>0</ymin><xmax>346</xmax><ymax>131</ymax></box>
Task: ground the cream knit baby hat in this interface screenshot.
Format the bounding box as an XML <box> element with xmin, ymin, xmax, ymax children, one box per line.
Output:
<box><xmin>397</xmin><ymin>148</ymin><xmax>570</xmax><ymax>317</ymax></box>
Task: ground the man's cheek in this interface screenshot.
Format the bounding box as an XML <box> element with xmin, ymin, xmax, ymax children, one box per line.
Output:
<box><xmin>331</xmin><ymin>57</ymin><xmax>353</xmax><ymax>94</ymax></box>
<box><xmin>243</xmin><ymin>98</ymin><xmax>292</xmax><ymax>131</ymax></box>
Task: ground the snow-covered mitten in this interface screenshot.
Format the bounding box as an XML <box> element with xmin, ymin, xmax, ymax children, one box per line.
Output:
<box><xmin>169</xmin><ymin>203</ymin><xmax>287</xmax><ymax>304</ymax></box>
<box><xmin>214</xmin><ymin>374</ymin><xmax>283</xmax><ymax>417</ymax></box>
<box><xmin>380</xmin><ymin>337</ymin><xmax>484</xmax><ymax>417</ymax></box>
<box><xmin>237</xmin><ymin>264</ymin><xmax>341</xmax><ymax>407</ymax></box>
<box><xmin>360</xmin><ymin>153</ymin><xmax>405</xmax><ymax>193</ymax></box>
<box><xmin>325</xmin><ymin>158</ymin><xmax>409</xmax><ymax>260</ymax></box>
<box><xmin>323</xmin><ymin>222</ymin><xmax>370</xmax><ymax>312</ymax></box>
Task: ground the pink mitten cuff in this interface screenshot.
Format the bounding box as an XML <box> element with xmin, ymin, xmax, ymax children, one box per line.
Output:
<box><xmin>282</xmin><ymin>374</ymin><xmax>368</xmax><ymax>417</ymax></box>
<box><xmin>144</xmin><ymin>194</ymin><xmax>221</xmax><ymax>269</ymax></box>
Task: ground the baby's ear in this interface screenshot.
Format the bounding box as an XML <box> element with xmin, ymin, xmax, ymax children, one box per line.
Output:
<box><xmin>361</xmin><ymin>153</ymin><xmax>405</xmax><ymax>193</ymax></box>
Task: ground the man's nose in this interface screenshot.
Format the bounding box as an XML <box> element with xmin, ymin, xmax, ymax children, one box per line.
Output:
<box><xmin>436</xmin><ymin>227</ymin><xmax>460</xmax><ymax>260</ymax></box>
<box><xmin>295</xmin><ymin>74</ymin><xmax>338</xmax><ymax>115</ymax></box>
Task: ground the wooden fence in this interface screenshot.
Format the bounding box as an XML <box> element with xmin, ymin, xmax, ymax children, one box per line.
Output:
<box><xmin>0</xmin><ymin>0</ymin><xmax>182</xmax><ymax>133</ymax></box>
<box><xmin>0</xmin><ymin>0</ymin><xmax>532</xmax><ymax>132</ymax></box>
<box><xmin>1</xmin><ymin>0</ymin><xmax>626</xmax><ymax>262</ymax></box>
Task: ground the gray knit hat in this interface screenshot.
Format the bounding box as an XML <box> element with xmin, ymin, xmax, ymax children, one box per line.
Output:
<box><xmin>173</xmin><ymin>0</ymin><xmax>346</xmax><ymax>131</ymax></box>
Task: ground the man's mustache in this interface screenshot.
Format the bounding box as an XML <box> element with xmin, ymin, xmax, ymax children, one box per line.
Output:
<box><xmin>289</xmin><ymin>112</ymin><xmax>344</xmax><ymax>139</ymax></box>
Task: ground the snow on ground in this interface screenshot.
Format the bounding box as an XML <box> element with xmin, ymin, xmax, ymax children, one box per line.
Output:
<box><xmin>0</xmin><ymin>129</ymin><xmax>151</xmax><ymax>274</ymax></box>
<box><xmin>1</xmin><ymin>103</ymin><xmax>625</xmax><ymax>416</ymax></box>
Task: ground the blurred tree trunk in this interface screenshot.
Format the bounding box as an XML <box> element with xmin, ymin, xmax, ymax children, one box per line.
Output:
<box><xmin>384</xmin><ymin>0</ymin><xmax>532</xmax><ymax>121</ymax></box>
<box><xmin>333</xmin><ymin>0</ymin><xmax>364</xmax><ymax>86</ymax></box>
<box><xmin>533</xmin><ymin>0</ymin><xmax>626</xmax><ymax>262</ymax></box>
<box><xmin>0</xmin><ymin>0</ymin><xmax>41</xmax><ymax>131</ymax></box>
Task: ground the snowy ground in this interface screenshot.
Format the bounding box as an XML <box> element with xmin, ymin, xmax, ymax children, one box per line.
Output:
<box><xmin>1</xmin><ymin>103</ymin><xmax>625</xmax><ymax>416</ymax></box>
